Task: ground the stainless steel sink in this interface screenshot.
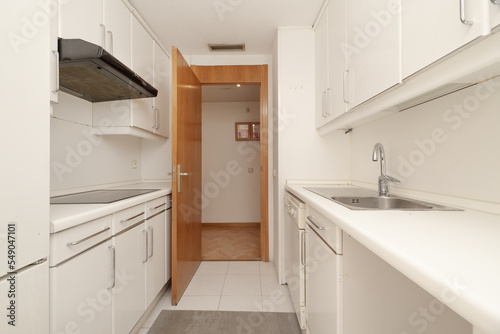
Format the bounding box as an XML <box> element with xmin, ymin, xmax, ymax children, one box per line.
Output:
<box><xmin>305</xmin><ymin>187</ymin><xmax>461</xmax><ymax>211</ymax></box>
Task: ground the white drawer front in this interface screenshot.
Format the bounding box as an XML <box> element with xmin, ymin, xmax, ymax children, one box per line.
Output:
<box><xmin>113</xmin><ymin>204</ymin><xmax>146</xmax><ymax>234</ymax></box>
<box><xmin>306</xmin><ymin>207</ymin><xmax>342</xmax><ymax>254</ymax></box>
<box><xmin>50</xmin><ymin>215</ymin><xmax>112</xmax><ymax>266</ymax></box>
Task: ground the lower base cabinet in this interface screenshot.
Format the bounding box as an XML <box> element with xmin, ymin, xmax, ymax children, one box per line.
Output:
<box><xmin>343</xmin><ymin>232</ymin><xmax>472</xmax><ymax>334</ymax></box>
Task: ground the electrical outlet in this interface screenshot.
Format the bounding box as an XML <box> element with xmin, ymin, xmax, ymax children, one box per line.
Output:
<box><xmin>248</xmin><ymin>168</ymin><xmax>253</xmax><ymax>173</ymax></box>
<box><xmin>131</xmin><ymin>160</ymin><xmax>138</xmax><ymax>169</ymax></box>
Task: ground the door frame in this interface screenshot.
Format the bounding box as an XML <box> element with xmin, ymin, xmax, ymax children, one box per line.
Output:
<box><xmin>191</xmin><ymin>65</ymin><xmax>269</xmax><ymax>261</ymax></box>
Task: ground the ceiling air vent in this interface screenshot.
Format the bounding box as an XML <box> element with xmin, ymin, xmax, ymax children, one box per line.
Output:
<box><xmin>208</xmin><ymin>43</ymin><xmax>245</xmax><ymax>52</ymax></box>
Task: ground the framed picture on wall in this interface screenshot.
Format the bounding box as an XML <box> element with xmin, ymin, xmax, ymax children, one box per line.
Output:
<box><xmin>251</xmin><ymin>122</ymin><xmax>260</xmax><ymax>141</ymax></box>
<box><xmin>235</xmin><ymin>122</ymin><xmax>250</xmax><ymax>141</ymax></box>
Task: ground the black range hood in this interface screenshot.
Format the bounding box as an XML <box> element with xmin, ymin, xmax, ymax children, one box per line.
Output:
<box><xmin>58</xmin><ymin>38</ymin><xmax>158</xmax><ymax>103</ymax></box>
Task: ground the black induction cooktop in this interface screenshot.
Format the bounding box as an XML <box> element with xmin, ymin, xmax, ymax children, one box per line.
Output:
<box><xmin>50</xmin><ymin>189</ymin><xmax>159</xmax><ymax>204</ymax></box>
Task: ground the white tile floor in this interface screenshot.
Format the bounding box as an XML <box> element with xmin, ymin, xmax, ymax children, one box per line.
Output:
<box><xmin>137</xmin><ymin>261</ymin><xmax>294</xmax><ymax>333</ymax></box>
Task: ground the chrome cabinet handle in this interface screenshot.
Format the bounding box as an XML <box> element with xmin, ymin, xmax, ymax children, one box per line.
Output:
<box><xmin>152</xmin><ymin>106</ymin><xmax>157</xmax><ymax>129</ymax></box>
<box><xmin>460</xmin><ymin>0</ymin><xmax>473</xmax><ymax>25</ymax></box>
<box><xmin>156</xmin><ymin>108</ymin><xmax>160</xmax><ymax>130</ymax></box>
<box><xmin>300</xmin><ymin>231</ymin><xmax>306</xmax><ymax>266</ymax></box>
<box><xmin>66</xmin><ymin>227</ymin><xmax>110</xmax><ymax>246</ymax></box>
<box><xmin>150</xmin><ymin>203</ymin><xmax>166</xmax><ymax>211</ymax></box>
<box><xmin>52</xmin><ymin>50</ymin><xmax>59</xmax><ymax>93</ymax></box>
<box><xmin>108</xmin><ymin>245</ymin><xmax>116</xmax><ymax>289</ymax></box>
<box><xmin>120</xmin><ymin>212</ymin><xmax>145</xmax><ymax>223</ymax></box>
<box><xmin>322</xmin><ymin>91</ymin><xmax>327</xmax><ymax>117</ymax></box>
<box><xmin>178</xmin><ymin>165</ymin><xmax>193</xmax><ymax>193</ymax></box>
<box><xmin>143</xmin><ymin>229</ymin><xmax>148</xmax><ymax>263</ymax></box>
<box><xmin>491</xmin><ymin>0</ymin><xmax>500</xmax><ymax>5</ymax></box>
<box><xmin>326</xmin><ymin>88</ymin><xmax>331</xmax><ymax>116</ymax></box>
<box><xmin>343</xmin><ymin>70</ymin><xmax>349</xmax><ymax>104</ymax></box>
<box><xmin>148</xmin><ymin>226</ymin><xmax>154</xmax><ymax>258</ymax></box>
<box><xmin>100</xmin><ymin>24</ymin><xmax>106</xmax><ymax>49</ymax></box>
<box><xmin>307</xmin><ymin>216</ymin><xmax>325</xmax><ymax>231</ymax></box>
<box><xmin>107</xmin><ymin>30</ymin><xmax>114</xmax><ymax>54</ymax></box>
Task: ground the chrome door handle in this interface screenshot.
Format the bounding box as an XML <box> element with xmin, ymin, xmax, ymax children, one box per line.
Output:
<box><xmin>307</xmin><ymin>216</ymin><xmax>325</xmax><ymax>231</ymax></box>
<box><xmin>343</xmin><ymin>70</ymin><xmax>349</xmax><ymax>104</ymax></box>
<box><xmin>178</xmin><ymin>165</ymin><xmax>193</xmax><ymax>193</ymax></box>
<box><xmin>107</xmin><ymin>30</ymin><xmax>114</xmax><ymax>54</ymax></box>
<box><xmin>143</xmin><ymin>229</ymin><xmax>148</xmax><ymax>263</ymax></box>
<box><xmin>148</xmin><ymin>226</ymin><xmax>154</xmax><ymax>258</ymax></box>
<box><xmin>460</xmin><ymin>0</ymin><xmax>473</xmax><ymax>25</ymax></box>
<box><xmin>100</xmin><ymin>24</ymin><xmax>106</xmax><ymax>49</ymax></box>
<box><xmin>52</xmin><ymin>50</ymin><xmax>59</xmax><ymax>93</ymax></box>
<box><xmin>66</xmin><ymin>227</ymin><xmax>110</xmax><ymax>246</ymax></box>
<box><xmin>108</xmin><ymin>245</ymin><xmax>116</xmax><ymax>289</ymax></box>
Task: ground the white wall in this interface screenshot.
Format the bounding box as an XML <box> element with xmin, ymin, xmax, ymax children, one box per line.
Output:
<box><xmin>275</xmin><ymin>27</ymin><xmax>351</xmax><ymax>281</ymax></box>
<box><xmin>351</xmin><ymin>77</ymin><xmax>500</xmax><ymax>214</ymax></box>
<box><xmin>202</xmin><ymin>101</ymin><xmax>261</xmax><ymax>223</ymax></box>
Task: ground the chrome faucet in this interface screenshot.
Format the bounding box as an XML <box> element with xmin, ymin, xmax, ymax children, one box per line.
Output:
<box><xmin>372</xmin><ymin>143</ymin><xmax>400</xmax><ymax>197</ymax></box>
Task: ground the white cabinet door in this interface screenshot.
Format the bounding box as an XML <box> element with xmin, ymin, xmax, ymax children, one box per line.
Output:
<box><xmin>50</xmin><ymin>242</ymin><xmax>112</xmax><ymax>334</ymax></box>
<box><xmin>402</xmin><ymin>0</ymin><xmax>485</xmax><ymax>78</ymax></box>
<box><xmin>112</xmin><ymin>223</ymin><xmax>147</xmax><ymax>334</ymax></box>
<box><xmin>50</xmin><ymin>4</ymin><xmax>58</xmax><ymax>104</ymax></box>
<box><xmin>1</xmin><ymin>262</ymin><xmax>49</xmax><ymax>334</ymax></box>
<box><xmin>343</xmin><ymin>232</ymin><xmax>471</xmax><ymax>334</ymax></box>
<box><xmin>306</xmin><ymin>227</ymin><xmax>340</xmax><ymax>334</ymax></box>
<box><xmin>59</xmin><ymin>0</ymin><xmax>104</xmax><ymax>47</ymax></box>
<box><xmin>328</xmin><ymin>0</ymin><xmax>347</xmax><ymax>119</ymax></box>
<box><xmin>490</xmin><ymin>1</ymin><xmax>500</xmax><ymax>31</ymax></box>
<box><xmin>104</xmin><ymin>0</ymin><xmax>132</xmax><ymax>67</ymax></box>
<box><xmin>153</xmin><ymin>43</ymin><xmax>171</xmax><ymax>138</ymax></box>
<box><xmin>315</xmin><ymin>9</ymin><xmax>329</xmax><ymax>129</ymax></box>
<box><xmin>132</xmin><ymin>17</ymin><xmax>155</xmax><ymax>132</ymax></box>
<box><xmin>345</xmin><ymin>0</ymin><xmax>401</xmax><ymax>109</ymax></box>
<box><xmin>145</xmin><ymin>211</ymin><xmax>166</xmax><ymax>306</ymax></box>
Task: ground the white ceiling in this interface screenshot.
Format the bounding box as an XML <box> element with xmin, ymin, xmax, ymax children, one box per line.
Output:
<box><xmin>128</xmin><ymin>0</ymin><xmax>324</xmax><ymax>55</ymax></box>
<box><xmin>202</xmin><ymin>84</ymin><xmax>260</xmax><ymax>102</ymax></box>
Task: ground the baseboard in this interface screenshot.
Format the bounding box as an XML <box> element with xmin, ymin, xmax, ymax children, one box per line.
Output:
<box><xmin>202</xmin><ymin>222</ymin><xmax>260</xmax><ymax>228</ymax></box>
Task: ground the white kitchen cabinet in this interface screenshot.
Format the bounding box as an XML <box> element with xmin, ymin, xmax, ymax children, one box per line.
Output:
<box><xmin>343</xmin><ymin>232</ymin><xmax>472</xmax><ymax>334</ymax></box>
<box><xmin>345</xmin><ymin>0</ymin><xmax>401</xmax><ymax>109</ymax></box>
<box><xmin>131</xmin><ymin>16</ymin><xmax>155</xmax><ymax>132</ymax></box>
<box><xmin>315</xmin><ymin>8</ymin><xmax>329</xmax><ymax>129</ymax></box>
<box><xmin>50</xmin><ymin>3</ymin><xmax>58</xmax><ymax>104</ymax></box>
<box><xmin>305</xmin><ymin>210</ymin><xmax>342</xmax><ymax>334</ymax></box>
<box><xmin>402</xmin><ymin>0</ymin><xmax>486</xmax><ymax>78</ymax></box>
<box><xmin>0</xmin><ymin>262</ymin><xmax>49</xmax><ymax>334</ymax></box>
<box><xmin>112</xmin><ymin>222</ymin><xmax>147</xmax><ymax>334</ymax></box>
<box><xmin>145</xmin><ymin>197</ymin><xmax>167</xmax><ymax>306</ymax></box>
<box><xmin>166</xmin><ymin>203</ymin><xmax>172</xmax><ymax>281</ymax></box>
<box><xmin>153</xmin><ymin>42</ymin><xmax>171</xmax><ymax>138</ymax></box>
<box><xmin>59</xmin><ymin>0</ymin><xmax>104</xmax><ymax>47</ymax></box>
<box><xmin>490</xmin><ymin>0</ymin><xmax>500</xmax><ymax>31</ymax></box>
<box><xmin>104</xmin><ymin>0</ymin><xmax>132</xmax><ymax>67</ymax></box>
<box><xmin>50</xmin><ymin>240</ymin><xmax>113</xmax><ymax>334</ymax></box>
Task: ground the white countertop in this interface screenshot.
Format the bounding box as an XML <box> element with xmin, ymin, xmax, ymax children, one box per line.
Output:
<box><xmin>286</xmin><ymin>184</ymin><xmax>500</xmax><ymax>334</ymax></box>
<box><xmin>50</xmin><ymin>182</ymin><xmax>172</xmax><ymax>233</ymax></box>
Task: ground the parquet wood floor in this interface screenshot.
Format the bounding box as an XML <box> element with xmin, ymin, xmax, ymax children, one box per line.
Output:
<box><xmin>201</xmin><ymin>225</ymin><xmax>261</xmax><ymax>261</ymax></box>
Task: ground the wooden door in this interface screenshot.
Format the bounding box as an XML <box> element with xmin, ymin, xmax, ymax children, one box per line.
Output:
<box><xmin>171</xmin><ymin>47</ymin><xmax>202</xmax><ymax>305</ymax></box>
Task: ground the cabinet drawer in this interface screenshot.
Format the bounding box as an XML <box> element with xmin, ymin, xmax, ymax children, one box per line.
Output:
<box><xmin>306</xmin><ymin>207</ymin><xmax>342</xmax><ymax>254</ymax></box>
<box><xmin>146</xmin><ymin>196</ymin><xmax>167</xmax><ymax>217</ymax></box>
<box><xmin>50</xmin><ymin>215</ymin><xmax>112</xmax><ymax>266</ymax></box>
<box><xmin>113</xmin><ymin>204</ymin><xmax>146</xmax><ymax>234</ymax></box>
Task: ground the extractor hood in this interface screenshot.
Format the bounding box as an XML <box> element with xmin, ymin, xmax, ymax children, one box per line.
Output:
<box><xmin>57</xmin><ymin>38</ymin><xmax>158</xmax><ymax>103</ymax></box>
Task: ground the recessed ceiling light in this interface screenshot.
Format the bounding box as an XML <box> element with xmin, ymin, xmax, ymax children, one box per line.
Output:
<box><xmin>236</xmin><ymin>84</ymin><xmax>241</xmax><ymax>87</ymax></box>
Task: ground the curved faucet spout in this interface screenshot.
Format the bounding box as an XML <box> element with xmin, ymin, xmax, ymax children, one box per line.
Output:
<box><xmin>372</xmin><ymin>143</ymin><xmax>400</xmax><ymax>197</ymax></box>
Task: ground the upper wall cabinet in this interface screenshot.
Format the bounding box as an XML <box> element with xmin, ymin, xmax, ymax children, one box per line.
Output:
<box><xmin>59</xmin><ymin>0</ymin><xmax>104</xmax><ymax>47</ymax></box>
<box><xmin>402</xmin><ymin>0</ymin><xmax>486</xmax><ymax>78</ymax></box>
<box><xmin>490</xmin><ymin>0</ymin><xmax>500</xmax><ymax>31</ymax></box>
<box><xmin>153</xmin><ymin>42</ymin><xmax>171</xmax><ymax>138</ymax></box>
<box><xmin>345</xmin><ymin>0</ymin><xmax>401</xmax><ymax>110</ymax></box>
<box><xmin>59</xmin><ymin>0</ymin><xmax>131</xmax><ymax>67</ymax></box>
<box><xmin>314</xmin><ymin>0</ymin><xmax>347</xmax><ymax>129</ymax></box>
<box><xmin>104</xmin><ymin>0</ymin><xmax>132</xmax><ymax>67</ymax></box>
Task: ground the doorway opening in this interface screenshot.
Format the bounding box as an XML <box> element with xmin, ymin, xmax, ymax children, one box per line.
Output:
<box><xmin>200</xmin><ymin>84</ymin><xmax>261</xmax><ymax>260</ymax></box>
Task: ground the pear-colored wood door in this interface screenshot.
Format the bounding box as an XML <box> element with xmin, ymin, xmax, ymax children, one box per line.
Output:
<box><xmin>171</xmin><ymin>47</ymin><xmax>202</xmax><ymax>305</ymax></box>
